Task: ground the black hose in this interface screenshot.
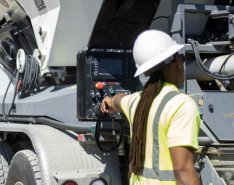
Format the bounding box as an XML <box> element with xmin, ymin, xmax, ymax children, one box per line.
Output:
<box><xmin>34</xmin><ymin>117</ymin><xmax>91</xmax><ymax>133</ymax></box>
<box><xmin>95</xmin><ymin>120</ymin><xmax>124</xmax><ymax>153</ymax></box>
<box><xmin>0</xmin><ymin>116</ymin><xmax>35</xmax><ymax>123</ymax></box>
<box><xmin>0</xmin><ymin>116</ymin><xmax>130</xmax><ymax>138</ymax></box>
<box><xmin>188</xmin><ymin>39</ymin><xmax>234</xmax><ymax>80</ymax></box>
<box><xmin>218</xmin><ymin>53</ymin><xmax>234</xmax><ymax>74</ymax></box>
<box><xmin>0</xmin><ymin>116</ymin><xmax>91</xmax><ymax>133</ymax></box>
<box><xmin>2</xmin><ymin>69</ymin><xmax>17</xmax><ymax>121</ymax></box>
<box><xmin>7</xmin><ymin>72</ymin><xmax>19</xmax><ymax>117</ymax></box>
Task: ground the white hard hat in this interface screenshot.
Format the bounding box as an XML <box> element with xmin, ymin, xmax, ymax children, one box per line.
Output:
<box><xmin>133</xmin><ymin>30</ymin><xmax>185</xmax><ymax>77</ymax></box>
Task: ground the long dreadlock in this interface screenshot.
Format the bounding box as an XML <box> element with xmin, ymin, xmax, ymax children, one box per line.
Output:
<box><xmin>129</xmin><ymin>71</ymin><xmax>164</xmax><ymax>176</ymax></box>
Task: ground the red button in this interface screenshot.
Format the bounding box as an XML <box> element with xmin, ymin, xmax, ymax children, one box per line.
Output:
<box><xmin>95</xmin><ymin>82</ymin><xmax>104</xmax><ymax>90</ymax></box>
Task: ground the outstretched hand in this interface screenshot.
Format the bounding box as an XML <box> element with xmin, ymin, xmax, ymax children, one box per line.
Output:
<box><xmin>100</xmin><ymin>93</ymin><xmax>126</xmax><ymax>113</ymax></box>
<box><xmin>100</xmin><ymin>96</ymin><xmax>115</xmax><ymax>113</ymax></box>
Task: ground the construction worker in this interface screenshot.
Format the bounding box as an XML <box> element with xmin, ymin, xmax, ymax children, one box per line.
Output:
<box><xmin>100</xmin><ymin>30</ymin><xmax>201</xmax><ymax>185</ymax></box>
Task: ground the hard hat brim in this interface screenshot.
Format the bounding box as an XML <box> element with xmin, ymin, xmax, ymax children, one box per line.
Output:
<box><xmin>134</xmin><ymin>44</ymin><xmax>185</xmax><ymax>77</ymax></box>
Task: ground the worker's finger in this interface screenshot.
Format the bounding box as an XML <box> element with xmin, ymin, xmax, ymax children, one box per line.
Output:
<box><xmin>100</xmin><ymin>104</ymin><xmax>107</xmax><ymax>113</ymax></box>
<box><xmin>100</xmin><ymin>101</ymin><xmax>109</xmax><ymax>113</ymax></box>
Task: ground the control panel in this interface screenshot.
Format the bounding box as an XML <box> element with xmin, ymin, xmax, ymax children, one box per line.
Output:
<box><xmin>77</xmin><ymin>50</ymin><xmax>140</xmax><ymax>121</ymax></box>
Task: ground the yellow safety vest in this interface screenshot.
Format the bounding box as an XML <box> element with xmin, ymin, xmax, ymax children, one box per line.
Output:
<box><xmin>120</xmin><ymin>83</ymin><xmax>200</xmax><ymax>185</ymax></box>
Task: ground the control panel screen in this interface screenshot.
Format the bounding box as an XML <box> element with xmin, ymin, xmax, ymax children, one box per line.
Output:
<box><xmin>99</xmin><ymin>59</ymin><xmax>123</xmax><ymax>75</ymax></box>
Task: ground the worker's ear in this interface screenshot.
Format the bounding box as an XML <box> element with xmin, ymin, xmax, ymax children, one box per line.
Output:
<box><xmin>173</xmin><ymin>54</ymin><xmax>183</xmax><ymax>69</ymax></box>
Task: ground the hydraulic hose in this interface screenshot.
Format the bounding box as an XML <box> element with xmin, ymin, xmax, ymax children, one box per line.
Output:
<box><xmin>95</xmin><ymin>120</ymin><xmax>124</xmax><ymax>153</ymax></box>
<box><xmin>93</xmin><ymin>103</ymin><xmax>125</xmax><ymax>153</ymax></box>
<box><xmin>0</xmin><ymin>116</ymin><xmax>91</xmax><ymax>133</ymax></box>
<box><xmin>0</xmin><ymin>116</ymin><xmax>129</xmax><ymax>137</ymax></box>
<box><xmin>188</xmin><ymin>39</ymin><xmax>234</xmax><ymax>80</ymax></box>
<box><xmin>34</xmin><ymin>117</ymin><xmax>91</xmax><ymax>133</ymax></box>
<box><xmin>1</xmin><ymin>69</ymin><xmax>18</xmax><ymax>122</ymax></box>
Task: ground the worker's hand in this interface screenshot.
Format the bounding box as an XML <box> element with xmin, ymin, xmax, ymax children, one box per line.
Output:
<box><xmin>100</xmin><ymin>96</ymin><xmax>115</xmax><ymax>113</ymax></box>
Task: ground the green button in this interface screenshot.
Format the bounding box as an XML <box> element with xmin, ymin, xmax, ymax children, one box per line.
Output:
<box><xmin>109</xmin><ymin>88</ymin><xmax>115</xmax><ymax>95</ymax></box>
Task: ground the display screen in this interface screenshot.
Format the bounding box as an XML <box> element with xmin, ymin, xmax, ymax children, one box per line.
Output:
<box><xmin>99</xmin><ymin>58</ymin><xmax>123</xmax><ymax>75</ymax></box>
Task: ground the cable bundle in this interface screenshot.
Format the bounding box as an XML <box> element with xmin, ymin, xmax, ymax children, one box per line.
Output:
<box><xmin>17</xmin><ymin>55</ymin><xmax>41</xmax><ymax>98</ymax></box>
<box><xmin>1</xmin><ymin>54</ymin><xmax>41</xmax><ymax>121</ymax></box>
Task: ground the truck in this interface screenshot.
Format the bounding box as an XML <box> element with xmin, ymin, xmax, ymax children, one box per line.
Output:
<box><xmin>0</xmin><ymin>0</ymin><xmax>234</xmax><ymax>184</ymax></box>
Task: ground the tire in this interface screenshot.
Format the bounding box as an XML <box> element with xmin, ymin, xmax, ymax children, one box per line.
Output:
<box><xmin>6</xmin><ymin>150</ymin><xmax>42</xmax><ymax>185</ymax></box>
<box><xmin>0</xmin><ymin>142</ymin><xmax>13</xmax><ymax>185</ymax></box>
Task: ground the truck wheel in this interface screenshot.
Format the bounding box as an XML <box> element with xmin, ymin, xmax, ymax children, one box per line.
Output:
<box><xmin>0</xmin><ymin>142</ymin><xmax>13</xmax><ymax>185</ymax></box>
<box><xmin>6</xmin><ymin>150</ymin><xmax>42</xmax><ymax>185</ymax></box>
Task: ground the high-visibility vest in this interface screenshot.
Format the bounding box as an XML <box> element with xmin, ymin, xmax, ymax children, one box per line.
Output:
<box><xmin>120</xmin><ymin>83</ymin><xmax>200</xmax><ymax>185</ymax></box>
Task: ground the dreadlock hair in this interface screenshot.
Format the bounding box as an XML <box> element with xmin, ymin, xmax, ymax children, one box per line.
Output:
<box><xmin>129</xmin><ymin>71</ymin><xmax>164</xmax><ymax>177</ymax></box>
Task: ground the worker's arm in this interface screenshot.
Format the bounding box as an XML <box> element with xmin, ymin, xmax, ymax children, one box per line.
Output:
<box><xmin>169</xmin><ymin>146</ymin><xmax>201</xmax><ymax>185</ymax></box>
<box><xmin>100</xmin><ymin>93</ymin><xmax>127</xmax><ymax>113</ymax></box>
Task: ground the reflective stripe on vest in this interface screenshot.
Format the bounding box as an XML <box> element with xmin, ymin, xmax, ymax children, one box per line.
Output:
<box><xmin>142</xmin><ymin>91</ymin><xmax>179</xmax><ymax>181</ymax></box>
